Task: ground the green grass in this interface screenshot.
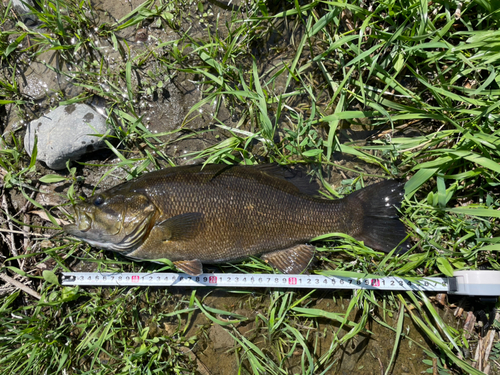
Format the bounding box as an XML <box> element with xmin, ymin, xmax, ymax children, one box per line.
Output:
<box><xmin>1</xmin><ymin>0</ymin><xmax>500</xmax><ymax>374</ymax></box>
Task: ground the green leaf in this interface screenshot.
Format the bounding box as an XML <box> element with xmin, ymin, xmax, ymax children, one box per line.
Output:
<box><xmin>125</xmin><ymin>60</ymin><xmax>133</xmax><ymax>102</ymax></box>
<box><xmin>0</xmin><ymin>99</ymin><xmax>24</xmax><ymax>104</ymax></box>
<box><xmin>393</xmin><ymin>53</ymin><xmax>405</xmax><ymax>73</ymax></box>
<box><xmin>436</xmin><ymin>175</ymin><xmax>447</xmax><ymax>208</ymax></box>
<box><xmin>448</xmin><ymin>207</ymin><xmax>500</xmax><ymax>218</ymax></box>
<box><xmin>252</xmin><ymin>60</ymin><xmax>273</xmax><ymax>140</ymax></box>
<box><xmin>476</xmin><ymin>244</ymin><xmax>500</xmax><ymax>251</ymax></box>
<box><xmin>194</xmin><ymin>297</ymin><xmax>244</xmax><ymax>326</ymax></box>
<box><xmin>302</xmin><ymin>149</ymin><xmax>322</xmax><ymax>157</ymax></box>
<box><xmin>385</xmin><ymin>303</ymin><xmax>404</xmax><ymax>375</ymax></box>
<box><xmin>60</xmin><ymin>286</ymin><xmax>80</xmax><ymax>302</ymax></box>
<box><xmin>345</xmin><ymin>43</ymin><xmax>382</xmax><ymax>67</ymax></box>
<box><xmin>39</xmin><ymin>174</ymin><xmax>67</xmax><ymax>183</ymax></box>
<box><xmin>292</xmin><ymin>307</ymin><xmax>350</xmax><ymax>325</ymax></box>
<box><xmin>405</xmin><ymin>168</ymin><xmax>438</xmax><ymax>198</ymax></box>
<box><xmin>436</xmin><ymin>258</ymin><xmax>454</xmax><ymax>277</ymax></box>
<box><xmin>310</xmin><ymin>9</ymin><xmax>338</xmax><ymax>36</ymax></box>
<box><xmin>199</xmin><ymin>51</ymin><xmax>222</xmax><ymax>74</ymax></box>
<box><xmin>320</xmin><ymin>110</ymin><xmax>375</xmax><ymax>122</ymax></box>
<box><xmin>5</xmin><ymin>32</ymin><xmax>27</xmax><ymax>56</ymax></box>
<box><xmin>43</xmin><ymin>270</ymin><xmax>60</xmax><ymax>286</ymax></box>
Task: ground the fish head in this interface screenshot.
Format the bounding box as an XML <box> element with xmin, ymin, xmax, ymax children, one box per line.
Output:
<box><xmin>64</xmin><ymin>190</ymin><xmax>156</xmax><ymax>254</ymax></box>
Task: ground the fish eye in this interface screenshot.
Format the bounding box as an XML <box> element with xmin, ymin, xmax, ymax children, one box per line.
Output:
<box><xmin>93</xmin><ymin>196</ymin><xmax>104</xmax><ymax>206</ymax></box>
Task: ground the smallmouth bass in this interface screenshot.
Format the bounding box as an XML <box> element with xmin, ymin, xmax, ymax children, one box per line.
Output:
<box><xmin>64</xmin><ymin>164</ymin><xmax>410</xmax><ymax>275</ymax></box>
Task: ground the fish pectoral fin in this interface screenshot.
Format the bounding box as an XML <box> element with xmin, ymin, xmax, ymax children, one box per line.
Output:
<box><xmin>261</xmin><ymin>244</ymin><xmax>315</xmax><ymax>274</ymax></box>
<box><xmin>174</xmin><ymin>259</ymin><xmax>203</xmax><ymax>276</ymax></box>
<box><xmin>156</xmin><ymin>212</ymin><xmax>204</xmax><ymax>241</ymax></box>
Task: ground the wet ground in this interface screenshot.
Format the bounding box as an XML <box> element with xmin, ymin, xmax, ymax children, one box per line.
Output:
<box><xmin>86</xmin><ymin>285</ymin><xmax>475</xmax><ymax>375</ymax></box>
<box><xmin>184</xmin><ymin>290</ymin><xmax>430</xmax><ymax>375</ymax></box>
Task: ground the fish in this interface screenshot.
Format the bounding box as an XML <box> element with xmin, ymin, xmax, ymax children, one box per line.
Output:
<box><xmin>63</xmin><ymin>164</ymin><xmax>410</xmax><ymax>276</ymax></box>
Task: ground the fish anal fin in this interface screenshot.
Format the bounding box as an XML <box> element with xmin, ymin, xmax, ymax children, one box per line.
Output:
<box><xmin>174</xmin><ymin>259</ymin><xmax>203</xmax><ymax>276</ymax></box>
<box><xmin>261</xmin><ymin>244</ymin><xmax>315</xmax><ymax>274</ymax></box>
<box><xmin>156</xmin><ymin>212</ymin><xmax>204</xmax><ymax>241</ymax></box>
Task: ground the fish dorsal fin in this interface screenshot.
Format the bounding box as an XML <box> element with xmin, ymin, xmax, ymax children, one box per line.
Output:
<box><xmin>156</xmin><ymin>212</ymin><xmax>204</xmax><ymax>241</ymax></box>
<box><xmin>250</xmin><ymin>164</ymin><xmax>320</xmax><ymax>196</ymax></box>
<box><xmin>261</xmin><ymin>244</ymin><xmax>315</xmax><ymax>274</ymax></box>
<box><xmin>174</xmin><ymin>259</ymin><xmax>203</xmax><ymax>276</ymax></box>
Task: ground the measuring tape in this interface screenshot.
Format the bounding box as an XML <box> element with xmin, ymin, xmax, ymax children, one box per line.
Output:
<box><xmin>60</xmin><ymin>270</ymin><xmax>500</xmax><ymax>296</ymax></box>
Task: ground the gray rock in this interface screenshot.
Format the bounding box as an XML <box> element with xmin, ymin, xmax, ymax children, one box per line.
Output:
<box><xmin>24</xmin><ymin>104</ymin><xmax>111</xmax><ymax>170</ymax></box>
<box><xmin>12</xmin><ymin>0</ymin><xmax>38</xmax><ymax>26</ymax></box>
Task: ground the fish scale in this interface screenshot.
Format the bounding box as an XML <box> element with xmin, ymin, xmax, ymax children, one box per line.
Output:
<box><xmin>141</xmin><ymin>175</ymin><xmax>310</xmax><ymax>261</ymax></box>
<box><xmin>64</xmin><ymin>164</ymin><xmax>410</xmax><ymax>276</ymax></box>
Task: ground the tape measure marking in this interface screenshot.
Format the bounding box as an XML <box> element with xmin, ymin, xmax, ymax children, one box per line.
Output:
<box><xmin>61</xmin><ymin>272</ymin><xmax>449</xmax><ymax>292</ymax></box>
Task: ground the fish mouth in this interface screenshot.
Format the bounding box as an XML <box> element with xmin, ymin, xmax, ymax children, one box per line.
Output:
<box><xmin>63</xmin><ymin>204</ymin><xmax>98</xmax><ymax>241</ymax></box>
<box><xmin>63</xmin><ymin>223</ymin><xmax>83</xmax><ymax>237</ymax></box>
<box><xmin>65</xmin><ymin>206</ymin><xmax>93</xmax><ymax>234</ymax></box>
<box><xmin>63</xmin><ymin>219</ymin><xmax>120</xmax><ymax>250</ymax></box>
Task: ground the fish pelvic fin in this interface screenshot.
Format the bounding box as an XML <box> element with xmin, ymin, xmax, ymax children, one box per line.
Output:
<box><xmin>346</xmin><ymin>180</ymin><xmax>410</xmax><ymax>255</ymax></box>
<box><xmin>174</xmin><ymin>259</ymin><xmax>203</xmax><ymax>276</ymax></box>
<box><xmin>261</xmin><ymin>244</ymin><xmax>315</xmax><ymax>274</ymax></box>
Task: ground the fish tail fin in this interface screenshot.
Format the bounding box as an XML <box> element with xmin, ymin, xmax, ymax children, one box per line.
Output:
<box><xmin>345</xmin><ymin>180</ymin><xmax>410</xmax><ymax>254</ymax></box>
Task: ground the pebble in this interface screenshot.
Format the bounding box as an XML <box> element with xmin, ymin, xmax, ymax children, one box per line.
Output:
<box><xmin>24</xmin><ymin>104</ymin><xmax>111</xmax><ymax>170</ymax></box>
<box><xmin>12</xmin><ymin>0</ymin><xmax>38</xmax><ymax>26</ymax></box>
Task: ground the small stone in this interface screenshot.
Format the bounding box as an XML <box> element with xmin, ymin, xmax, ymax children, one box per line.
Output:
<box><xmin>36</xmin><ymin>262</ymin><xmax>48</xmax><ymax>269</ymax></box>
<box><xmin>12</xmin><ymin>0</ymin><xmax>38</xmax><ymax>26</ymax></box>
<box><xmin>24</xmin><ymin>104</ymin><xmax>112</xmax><ymax>170</ymax></box>
<box><xmin>135</xmin><ymin>28</ymin><xmax>148</xmax><ymax>43</ymax></box>
<box><xmin>435</xmin><ymin>293</ymin><xmax>447</xmax><ymax>306</ymax></box>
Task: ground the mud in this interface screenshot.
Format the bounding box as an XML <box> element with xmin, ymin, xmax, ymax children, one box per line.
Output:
<box><xmin>131</xmin><ymin>287</ymin><xmax>465</xmax><ymax>375</ymax></box>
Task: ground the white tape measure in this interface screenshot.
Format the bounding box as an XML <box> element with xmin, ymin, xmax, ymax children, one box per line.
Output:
<box><xmin>60</xmin><ymin>270</ymin><xmax>500</xmax><ymax>296</ymax></box>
